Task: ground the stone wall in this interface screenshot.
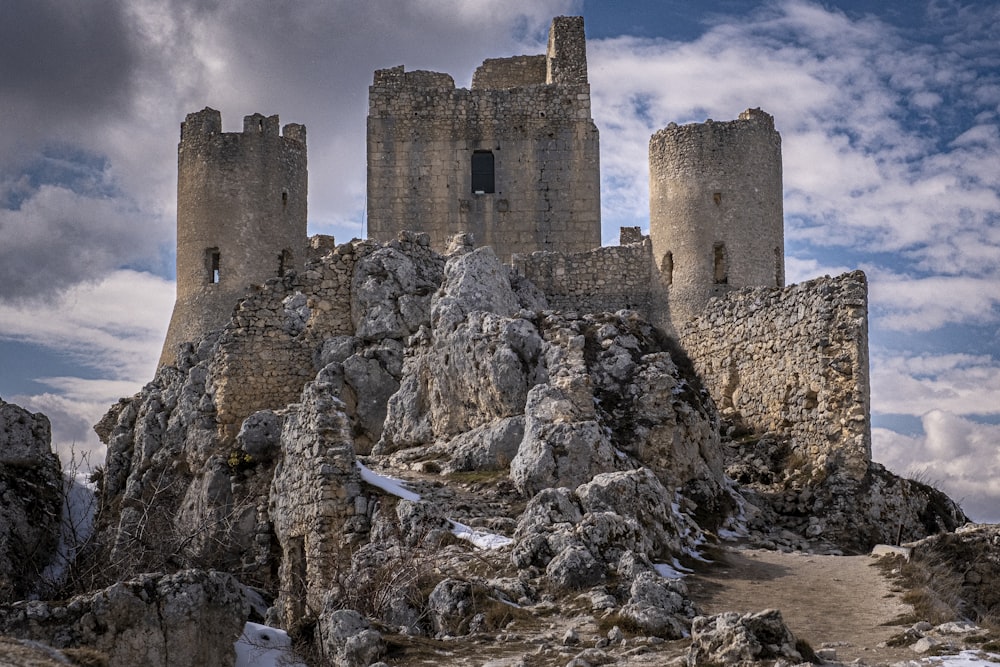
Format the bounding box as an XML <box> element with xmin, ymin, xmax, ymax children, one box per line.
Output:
<box><xmin>511</xmin><ymin>239</ymin><xmax>655</xmax><ymax>316</ymax></box>
<box><xmin>366</xmin><ymin>17</ymin><xmax>600</xmax><ymax>262</ymax></box>
<box><xmin>207</xmin><ymin>234</ymin><xmax>440</xmax><ymax>445</ymax></box>
<box><xmin>678</xmin><ymin>271</ymin><xmax>871</xmax><ymax>481</ymax></box>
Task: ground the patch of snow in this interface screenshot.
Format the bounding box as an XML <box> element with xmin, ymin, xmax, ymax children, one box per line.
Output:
<box><xmin>356</xmin><ymin>461</ymin><xmax>421</xmax><ymax>502</ymax></box>
<box><xmin>448</xmin><ymin>520</ymin><xmax>513</xmax><ymax>550</ymax></box>
<box><xmin>653</xmin><ymin>562</ymin><xmax>687</xmax><ymax>579</ymax></box>
<box><xmin>234</xmin><ymin>622</ymin><xmax>306</xmax><ymax>667</ymax></box>
<box><xmin>898</xmin><ymin>650</ymin><xmax>1000</xmax><ymax>666</ymax></box>
<box><xmin>671</xmin><ymin>557</ymin><xmax>694</xmax><ymax>573</ymax></box>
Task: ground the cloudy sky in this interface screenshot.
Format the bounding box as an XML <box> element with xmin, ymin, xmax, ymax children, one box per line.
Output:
<box><xmin>1</xmin><ymin>0</ymin><xmax>997</xmax><ymax>522</ymax></box>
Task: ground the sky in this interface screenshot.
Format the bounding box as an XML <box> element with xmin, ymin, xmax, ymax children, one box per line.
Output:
<box><xmin>1</xmin><ymin>0</ymin><xmax>998</xmax><ymax>523</ymax></box>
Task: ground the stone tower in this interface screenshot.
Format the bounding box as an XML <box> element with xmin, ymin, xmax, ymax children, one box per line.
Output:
<box><xmin>158</xmin><ymin>108</ymin><xmax>308</xmax><ymax>367</ymax></box>
<box><xmin>366</xmin><ymin>16</ymin><xmax>601</xmax><ymax>262</ymax></box>
<box><xmin>648</xmin><ymin>108</ymin><xmax>784</xmax><ymax>329</ymax></box>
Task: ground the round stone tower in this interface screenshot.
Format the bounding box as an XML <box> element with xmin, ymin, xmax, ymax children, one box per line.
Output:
<box><xmin>158</xmin><ymin>108</ymin><xmax>308</xmax><ymax>367</ymax></box>
<box><xmin>649</xmin><ymin>108</ymin><xmax>783</xmax><ymax>329</ymax></box>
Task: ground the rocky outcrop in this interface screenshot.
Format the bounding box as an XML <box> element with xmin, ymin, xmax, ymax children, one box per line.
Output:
<box><xmin>0</xmin><ymin>398</ymin><xmax>62</xmax><ymax>602</ymax></box>
<box><xmin>0</xmin><ymin>569</ymin><xmax>250</xmax><ymax>667</ymax></box>
<box><xmin>687</xmin><ymin>609</ymin><xmax>803</xmax><ymax>666</ymax></box>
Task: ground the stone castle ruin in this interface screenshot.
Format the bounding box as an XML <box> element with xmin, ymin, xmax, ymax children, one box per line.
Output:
<box><xmin>156</xmin><ymin>16</ymin><xmax>847</xmax><ymax>477</ymax></box>
<box><xmin>8</xmin><ymin>16</ymin><xmax>966</xmax><ymax>664</ymax></box>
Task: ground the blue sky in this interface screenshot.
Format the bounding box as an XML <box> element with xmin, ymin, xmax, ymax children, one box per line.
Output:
<box><xmin>1</xmin><ymin>0</ymin><xmax>998</xmax><ymax>521</ymax></box>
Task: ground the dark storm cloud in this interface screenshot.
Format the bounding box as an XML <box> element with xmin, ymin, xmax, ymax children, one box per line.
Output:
<box><xmin>1</xmin><ymin>0</ymin><xmax>137</xmax><ymax>123</ymax></box>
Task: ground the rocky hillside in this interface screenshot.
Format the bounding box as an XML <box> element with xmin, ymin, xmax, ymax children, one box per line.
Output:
<box><xmin>0</xmin><ymin>235</ymin><xmax>978</xmax><ymax>666</ymax></box>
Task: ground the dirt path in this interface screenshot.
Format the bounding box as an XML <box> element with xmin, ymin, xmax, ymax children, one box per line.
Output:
<box><xmin>688</xmin><ymin>546</ymin><xmax>917</xmax><ymax>665</ymax></box>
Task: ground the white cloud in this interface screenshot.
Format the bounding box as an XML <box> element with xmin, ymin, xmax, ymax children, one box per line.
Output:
<box><xmin>873</xmin><ymin>412</ymin><xmax>1000</xmax><ymax>524</ymax></box>
<box><xmin>0</xmin><ymin>269</ymin><xmax>172</xmax><ymax>382</ymax></box>
<box><xmin>871</xmin><ymin>352</ymin><xmax>1000</xmax><ymax>417</ymax></box>
<box><xmin>867</xmin><ymin>268</ymin><xmax>1000</xmax><ymax>331</ymax></box>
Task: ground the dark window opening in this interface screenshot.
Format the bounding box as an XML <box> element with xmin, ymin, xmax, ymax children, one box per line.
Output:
<box><xmin>662</xmin><ymin>251</ymin><xmax>674</xmax><ymax>285</ymax></box>
<box><xmin>713</xmin><ymin>192</ymin><xmax>722</xmax><ymax>206</ymax></box>
<box><xmin>278</xmin><ymin>249</ymin><xmax>293</xmax><ymax>277</ymax></box>
<box><xmin>282</xmin><ymin>190</ymin><xmax>288</xmax><ymax>206</ymax></box>
<box><xmin>207</xmin><ymin>248</ymin><xmax>221</xmax><ymax>284</ymax></box>
<box><xmin>713</xmin><ymin>242</ymin><xmax>727</xmax><ymax>284</ymax></box>
<box><xmin>471</xmin><ymin>150</ymin><xmax>495</xmax><ymax>194</ymax></box>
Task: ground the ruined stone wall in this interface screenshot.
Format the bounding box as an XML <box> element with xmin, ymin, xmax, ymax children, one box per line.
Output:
<box><xmin>366</xmin><ymin>17</ymin><xmax>600</xmax><ymax>262</ymax></box>
<box><xmin>512</xmin><ymin>239</ymin><xmax>655</xmax><ymax>315</ymax></box>
<box><xmin>160</xmin><ymin>108</ymin><xmax>308</xmax><ymax>368</ymax></box>
<box><xmin>678</xmin><ymin>271</ymin><xmax>871</xmax><ymax>481</ymax></box>
<box><xmin>208</xmin><ymin>234</ymin><xmax>437</xmax><ymax>444</ymax></box>
<box><xmin>208</xmin><ymin>240</ymin><xmax>362</xmax><ymax>442</ymax></box>
<box><xmin>471</xmin><ymin>55</ymin><xmax>546</xmax><ymax>89</ymax></box>
<box><xmin>649</xmin><ymin>108</ymin><xmax>783</xmax><ymax>330</ymax></box>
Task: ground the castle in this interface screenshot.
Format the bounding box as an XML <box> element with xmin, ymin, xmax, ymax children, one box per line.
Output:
<box><xmin>157</xmin><ymin>17</ymin><xmax>870</xmax><ymax>479</ymax></box>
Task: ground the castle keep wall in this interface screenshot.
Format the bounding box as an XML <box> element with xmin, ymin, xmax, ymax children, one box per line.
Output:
<box><xmin>649</xmin><ymin>109</ymin><xmax>784</xmax><ymax>330</ymax></box>
<box><xmin>366</xmin><ymin>16</ymin><xmax>600</xmax><ymax>262</ymax></box>
<box><xmin>512</xmin><ymin>238</ymin><xmax>655</xmax><ymax>315</ymax></box>
<box><xmin>678</xmin><ymin>271</ymin><xmax>871</xmax><ymax>481</ymax></box>
<box><xmin>160</xmin><ymin>108</ymin><xmax>308</xmax><ymax>368</ymax></box>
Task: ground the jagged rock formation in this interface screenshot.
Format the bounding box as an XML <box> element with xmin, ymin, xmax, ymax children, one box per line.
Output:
<box><xmin>1</xmin><ymin>236</ymin><xmax>976</xmax><ymax>664</ymax></box>
<box><xmin>0</xmin><ymin>398</ymin><xmax>62</xmax><ymax>602</ymax></box>
<box><xmin>0</xmin><ymin>569</ymin><xmax>251</xmax><ymax>667</ymax></box>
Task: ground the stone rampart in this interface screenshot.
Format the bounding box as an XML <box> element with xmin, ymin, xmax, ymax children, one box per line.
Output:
<box><xmin>472</xmin><ymin>55</ymin><xmax>546</xmax><ymax>89</ymax></box>
<box><xmin>511</xmin><ymin>239</ymin><xmax>655</xmax><ymax>315</ymax></box>
<box><xmin>678</xmin><ymin>271</ymin><xmax>871</xmax><ymax>481</ymax></box>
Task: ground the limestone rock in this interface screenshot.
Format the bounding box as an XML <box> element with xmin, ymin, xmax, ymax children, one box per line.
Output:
<box><xmin>319</xmin><ymin>608</ymin><xmax>385</xmax><ymax>667</ymax></box>
<box><xmin>620</xmin><ymin>571</ymin><xmax>692</xmax><ymax>639</ymax></box>
<box><xmin>351</xmin><ymin>240</ymin><xmax>444</xmax><ymax>341</ymax></box>
<box><xmin>428</xmin><ymin>578</ymin><xmax>477</xmax><ymax>636</ymax></box>
<box><xmin>431</xmin><ymin>246</ymin><xmax>520</xmax><ymax>333</ymax></box>
<box><xmin>687</xmin><ymin>609</ymin><xmax>802</xmax><ymax>666</ymax></box>
<box><xmin>0</xmin><ymin>569</ymin><xmax>250</xmax><ymax>667</ymax></box>
<box><xmin>0</xmin><ymin>398</ymin><xmax>62</xmax><ymax>601</ymax></box>
<box><xmin>236</xmin><ymin>409</ymin><xmax>283</xmax><ymax>462</ymax></box>
<box><xmin>440</xmin><ymin>416</ymin><xmax>525</xmax><ymax>473</ymax></box>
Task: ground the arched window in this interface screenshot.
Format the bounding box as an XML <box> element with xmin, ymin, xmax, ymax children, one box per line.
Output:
<box><xmin>471</xmin><ymin>150</ymin><xmax>495</xmax><ymax>194</ymax></box>
<box><xmin>662</xmin><ymin>251</ymin><xmax>674</xmax><ymax>285</ymax></box>
<box><xmin>713</xmin><ymin>242</ymin><xmax>727</xmax><ymax>284</ymax></box>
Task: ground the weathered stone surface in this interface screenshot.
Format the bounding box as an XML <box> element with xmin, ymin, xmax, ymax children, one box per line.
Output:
<box><xmin>687</xmin><ymin>609</ymin><xmax>802</xmax><ymax>666</ymax></box>
<box><xmin>0</xmin><ymin>570</ymin><xmax>250</xmax><ymax>667</ymax></box>
<box><xmin>620</xmin><ymin>571</ymin><xmax>692</xmax><ymax>638</ymax></box>
<box><xmin>0</xmin><ymin>398</ymin><xmax>62</xmax><ymax>602</ymax></box>
<box><xmin>270</xmin><ymin>377</ymin><xmax>361</xmax><ymax>628</ymax></box>
<box><xmin>439</xmin><ymin>416</ymin><xmax>525</xmax><ymax>473</ymax></box>
<box><xmin>318</xmin><ymin>608</ymin><xmax>384</xmax><ymax>667</ymax></box>
<box><xmin>236</xmin><ymin>409</ymin><xmax>283</xmax><ymax>462</ymax></box>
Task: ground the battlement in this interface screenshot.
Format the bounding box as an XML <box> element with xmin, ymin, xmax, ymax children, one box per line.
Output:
<box><xmin>180</xmin><ymin>108</ymin><xmax>307</xmax><ymax>146</ymax></box>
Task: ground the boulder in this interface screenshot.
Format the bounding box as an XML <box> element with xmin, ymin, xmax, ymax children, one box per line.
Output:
<box><xmin>0</xmin><ymin>398</ymin><xmax>62</xmax><ymax>601</ymax></box>
<box><xmin>0</xmin><ymin>570</ymin><xmax>250</xmax><ymax>667</ymax></box>
<box><xmin>687</xmin><ymin>609</ymin><xmax>802</xmax><ymax>666</ymax></box>
<box><xmin>318</xmin><ymin>608</ymin><xmax>384</xmax><ymax>667</ymax></box>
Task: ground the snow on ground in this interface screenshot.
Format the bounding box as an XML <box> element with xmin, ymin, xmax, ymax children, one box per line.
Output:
<box><xmin>896</xmin><ymin>651</ymin><xmax>1000</xmax><ymax>666</ymax></box>
<box><xmin>653</xmin><ymin>562</ymin><xmax>688</xmax><ymax>579</ymax></box>
<box><xmin>234</xmin><ymin>622</ymin><xmax>306</xmax><ymax>667</ymax></box>
<box><xmin>448</xmin><ymin>519</ymin><xmax>513</xmax><ymax>549</ymax></box>
<box><xmin>356</xmin><ymin>461</ymin><xmax>421</xmax><ymax>501</ymax></box>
